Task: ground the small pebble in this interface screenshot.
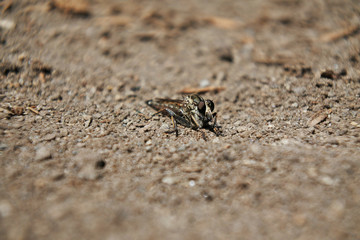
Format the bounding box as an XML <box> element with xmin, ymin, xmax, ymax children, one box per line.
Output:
<box><xmin>59</xmin><ymin>128</ymin><xmax>69</xmax><ymax>137</ymax></box>
<box><xmin>222</xmin><ymin>114</ymin><xmax>231</xmax><ymax>120</ymax></box>
<box><xmin>202</xmin><ymin>192</ymin><xmax>213</xmax><ymax>201</ymax></box>
<box><xmin>78</xmin><ymin>165</ymin><xmax>98</xmax><ymax>180</ymax></box>
<box><xmin>93</xmin><ymin>113</ymin><xmax>102</xmax><ymax>119</ymax></box>
<box><xmin>177</xmin><ymin>145</ymin><xmax>187</xmax><ymax>151</ymax></box>
<box><xmin>11</xmin><ymin>123</ymin><xmax>22</xmax><ymax>129</ymax></box>
<box><xmin>0</xmin><ymin>19</ymin><xmax>15</xmax><ymax>30</ymax></box>
<box><xmin>18</xmin><ymin>53</ymin><xmax>28</xmax><ymax>61</ymax></box>
<box><xmin>74</xmin><ymin>150</ymin><xmax>104</xmax><ymax>180</ymax></box>
<box><xmin>212</xmin><ymin>137</ymin><xmax>220</xmax><ymax>143</ymax></box>
<box><xmin>215</xmin><ymin>71</ymin><xmax>226</xmax><ymax>82</ymax></box>
<box><xmin>350</xmin><ymin>121</ymin><xmax>359</xmax><ymax>127</ymax></box>
<box><xmin>293</xmin><ymin>86</ymin><xmax>306</xmax><ymax>96</ymax></box>
<box><xmin>236</xmin><ymin>126</ymin><xmax>247</xmax><ymax>133</ymax></box>
<box><xmin>331</xmin><ymin>115</ymin><xmax>341</xmax><ymax>123</ymax></box>
<box><xmin>325</xmin><ymin>138</ymin><xmax>339</xmax><ymax>145</ymax></box>
<box><xmin>199</xmin><ymin>79</ymin><xmax>210</xmax><ymax>87</ymax></box>
<box><xmin>189</xmin><ymin>180</ymin><xmax>196</xmax><ymax>187</ymax></box>
<box><xmin>162</xmin><ymin>176</ymin><xmax>179</xmax><ymax>185</ymax></box>
<box><xmin>128</xmin><ymin>125</ymin><xmax>136</xmax><ymax>130</ymax></box>
<box><xmin>83</xmin><ymin>114</ymin><xmax>92</xmax><ymax>120</ymax></box>
<box><xmin>145</xmin><ymin>146</ymin><xmax>152</xmax><ymax>152</ymax></box>
<box><xmin>307</xmin><ymin>167</ymin><xmax>317</xmax><ymax>178</ymax></box>
<box><xmin>234</xmin><ymin>120</ymin><xmax>242</xmax><ymax>126</ymax></box>
<box><xmin>159</xmin><ymin>123</ymin><xmax>169</xmax><ymax>130</ymax></box>
<box><xmin>291</xmin><ymin>102</ymin><xmax>298</xmax><ymax>108</ymax></box>
<box><xmin>35</xmin><ymin>146</ymin><xmax>52</xmax><ymax>161</ymax></box>
<box><xmin>319</xmin><ymin>175</ymin><xmax>338</xmax><ymax>186</ymax></box>
<box><xmin>42</xmin><ymin>133</ymin><xmax>56</xmax><ymax>141</ymax></box>
<box><xmin>0</xmin><ymin>143</ymin><xmax>8</xmax><ymax>151</ymax></box>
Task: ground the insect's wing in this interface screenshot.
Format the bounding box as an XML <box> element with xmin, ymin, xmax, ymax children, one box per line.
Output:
<box><xmin>145</xmin><ymin>98</ymin><xmax>184</xmax><ymax>116</ymax></box>
<box><xmin>145</xmin><ymin>98</ymin><xmax>192</xmax><ymax>128</ymax></box>
<box><xmin>153</xmin><ymin>98</ymin><xmax>184</xmax><ymax>104</ymax></box>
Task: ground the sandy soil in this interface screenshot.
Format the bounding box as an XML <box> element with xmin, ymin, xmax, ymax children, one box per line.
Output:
<box><xmin>1</xmin><ymin>0</ymin><xmax>360</xmax><ymax>239</ymax></box>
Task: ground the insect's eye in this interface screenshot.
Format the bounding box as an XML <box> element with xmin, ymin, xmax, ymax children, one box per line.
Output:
<box><xmin>197</xmin><ymin>101</ymin><xmax>206</xmax><ymax>113</ymax></box>
<box><xmin>206</xmin><ymin>100</ymin><xmax>215</xmax><ymax>111</ymax></box>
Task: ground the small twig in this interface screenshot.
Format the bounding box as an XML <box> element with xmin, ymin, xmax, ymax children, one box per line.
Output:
<box><xmin>0</xmin><ymin>0</ymin><xmax>13</xmax><ymax>14</ymax></box>
<box><xmin>178</xmin><ymin>86</ymin><xmax>225</xmax><ymax>94</ymax></box>
<box><xmin>26</xmin><ymin>106</ymin><xmax>39</xmax><ymax>115</ymax></box>
<box><xmin>202</xmin><ymin>16</ymin><xmax>243</xmax><ymax>30</ymax></box>
<box><xmin>50</xmin><ymin>0</ymin><xmax>90</xmax><ymax>16</ymax></box>
<box><xmin>253</xmin><ymin>58</ymin><xmax>289</xmax><ymax>66</ymax></box>
<box><xmin>319</xmin><ymin>25</ymin><xmax>359</xmax><ymax>42</ymax></box>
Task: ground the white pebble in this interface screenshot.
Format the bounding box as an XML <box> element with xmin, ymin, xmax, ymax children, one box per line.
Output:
<box><xmin>35</xmin><ymin>146</ymin><xmax>52</xmax><ymax>161</ymax></box>
<box><xmin>162</xmin><ymin>176</ymin><xmax>179</xmax><ymax>185</ymax></box>
<box><xmin>199</xmin><ymin>79</ymin><xmax>210</xmax><ymax>87</ymax></box>
<box><xmin>189</xmin><ymin>180</ymin><xmax>196</xmax><ymax>187</ymax></box>
<box><xmin>0</xmin><ymin>19</ymin><xmax>15</xmax><ymax>30</ymax></box>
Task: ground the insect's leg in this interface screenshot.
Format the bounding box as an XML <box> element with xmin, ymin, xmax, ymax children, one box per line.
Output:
<box><xmin>200</xmin><ymin>129</ymin><xmax>207</xmax><ymax>141</ymax></box>
<box><xmin>190</xmin><ymin>115</ymin><xmax>201</xmax><ymax>129</ymax></box>
<box><xmin>164</xmin><ymin>109</ymin><xmax>179</xmax><ymax>137</ymax></box>
<box><xmin>171</xmin><ymin>115</ymin><xmax>178</xmax><ymax>137</ymax></box>
<box><xmin>151</xmin><ymin>109</ymin><xmax>167</xmax><ymax>117</ymax></box>
<box><xmin>212</xmin><ymin>114</ymin><xmax>221</xmax><ymax>136</ymax></box>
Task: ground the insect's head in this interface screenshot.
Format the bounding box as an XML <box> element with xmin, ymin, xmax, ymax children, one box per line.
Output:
<box><xmin>191</xmin><ymin>94</ymin><xmax>215</xmax><ymax>122</ymax></box>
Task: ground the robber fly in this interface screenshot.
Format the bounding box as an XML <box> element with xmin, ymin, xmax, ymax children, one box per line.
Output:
<box><xmin>145</xmin><ymin>94</ymin><xmax>220</xmax><ymax>137</ymax></box>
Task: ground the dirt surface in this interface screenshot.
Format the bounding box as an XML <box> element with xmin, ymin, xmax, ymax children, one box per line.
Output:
<box><xmin>1</xmin><ymin>0</ymin><xmax>360</xmax><ymax>239</ymax></box>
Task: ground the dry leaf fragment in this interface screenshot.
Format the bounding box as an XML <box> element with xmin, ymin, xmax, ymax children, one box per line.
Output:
<box><xmin>308</xmin><ymin>109</ymin><xmax>332</xmax><ymax>127</ymax></box>
<box><xmin>178</xmin><ymin>86</ymin><xmax>226</xmax><ymax>94</ymax></box>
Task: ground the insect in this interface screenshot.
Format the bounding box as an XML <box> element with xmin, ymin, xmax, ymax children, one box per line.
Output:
<box><xmin>145</xmin><ymin>94</ymin><xmax>220</xmax><ymax>137</ymax></box>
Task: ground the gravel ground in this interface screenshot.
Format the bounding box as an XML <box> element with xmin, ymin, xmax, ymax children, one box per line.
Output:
<box><xmin>1</xmin><ymin>0</ymin><xmax>360</xmax><ymax>239</ymax></box>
